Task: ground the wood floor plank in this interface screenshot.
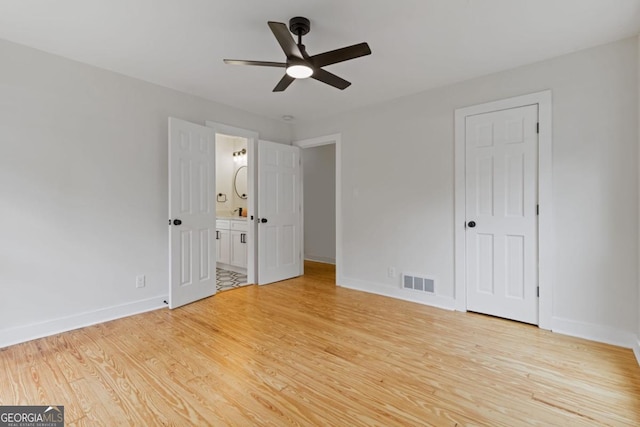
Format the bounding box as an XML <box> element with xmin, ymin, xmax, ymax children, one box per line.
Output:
<box><xmin>67</xmin><ymin>378</ymin><xmax>133</xmax><ymax>426</ymax></box>
<box><xmin>1</xmin><ymin>261</ymin><xmax>639</xmax><ymax>425</ymax></box>
<box><xmin>0</xmin><ymin>339</ymin><xmax>84</xmax><ymax>422</ymax></box>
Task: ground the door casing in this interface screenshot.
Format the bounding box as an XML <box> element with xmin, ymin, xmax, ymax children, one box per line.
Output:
<box><xmin>454</xmin><ymin>91</ymin><xmax>553</xmax><ymax>330</ymax></box>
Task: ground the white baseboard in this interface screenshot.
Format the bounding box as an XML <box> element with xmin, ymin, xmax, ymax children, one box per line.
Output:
<box><xmin>0</xmin><ymin>296</ymin><xmax>167</xmax><ymax>349</ymax></box>
<box><xmin>551</xmin><ymin>316</ymin><xmax>637</xmax><ymax>349</ymax></box>
<box><xmin>216</xmin><ymin>262</ymin><xmax>247</xmax><ymax>275</ymax></box>
<box><xmin>304</xmin><ymin>255</ymin><xmax>336</xmax><ymax>265</ymax></box>
<box><xmin>338</xmin><ymin>276</ymin><xmax>456</xmax><ymax>311</ymax></box>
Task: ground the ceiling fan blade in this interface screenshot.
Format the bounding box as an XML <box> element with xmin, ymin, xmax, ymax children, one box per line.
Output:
<box><xmin>273</xmin><ymin>74</ymin><xmax>295</xmax><ymax>92</ymax></box>
<box><xmin>311</xmin><ymin>68</ymin><xmax>351</xmax><ymax>90</ymax></box>
<box><xmin>268</xmin><ymin>21</ymin><xmax>304</xmax><ymax>59</ymax></box>
<box><xmin>309</xmin><ymin>42</ymin><xmax>371</xmax><ymax>68</ymax></box>
<box><xmin>223</xmin><ymin>59</ymin><xmax>286</xmax><ymax>67</ymax></box>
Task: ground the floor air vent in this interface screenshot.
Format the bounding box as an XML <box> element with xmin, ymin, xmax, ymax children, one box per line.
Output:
<box><xmin>402</xmin><ymin>273</ymin><xmax>435</xmax><ymax>293</ymax></box>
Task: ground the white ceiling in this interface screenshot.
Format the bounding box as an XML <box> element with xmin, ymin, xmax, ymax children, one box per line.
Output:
<box><xmin>1</xmin><ymin>0</ymin><xmax>639</xmax><ymax>122</ymax></box>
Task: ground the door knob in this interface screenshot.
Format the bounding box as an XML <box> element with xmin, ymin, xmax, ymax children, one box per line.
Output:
<box><xmin>173</xmin><ymin>219</ymin><xmax>182</xmax><ymax>226</ymax></box>
<box><xmin>467</xmin><ymin>221</ymin><xmax>476</xmax><ymax>228</ymax></box>
<box><xmin>260</xmin><ymin>218</ymin><xmax>268</xmax><ymax>223</ymax></box>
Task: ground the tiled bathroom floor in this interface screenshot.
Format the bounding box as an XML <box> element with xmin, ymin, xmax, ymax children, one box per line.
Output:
<box><xmin>216</xmin><ymin>268</ymin><xmax>248</xmax><ymax>292</ymax></box>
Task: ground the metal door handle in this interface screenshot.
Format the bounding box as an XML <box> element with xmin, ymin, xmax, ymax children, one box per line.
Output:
<box><xmin>467</xmin><ymin>221</ymin><xmax>476</xmax><ymax>228</ymax></box>
<box><xmin>260</xmin><ymin>218</ymin><xmax>268</xmax><ymax>223</ymax></box>
<box><xmin>173</xmin><ymin>219</ymin><xmax>182</xmax><ymax>226</ymax></box>
<box><xmin>216</xmin><ymin>230</ymin><xmax>220</xmax><ymax>240</ymax></box>
<box><xmin>241</xmin><ymin>233</ymin><xmax>246</xmax><ymax>243</ymax></box>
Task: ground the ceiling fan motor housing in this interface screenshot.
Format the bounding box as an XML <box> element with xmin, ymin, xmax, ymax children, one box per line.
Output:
<box><xmin>289</xmin><ymin>17</ymin><xmax>310</xmax><ymax>36</ymax></box>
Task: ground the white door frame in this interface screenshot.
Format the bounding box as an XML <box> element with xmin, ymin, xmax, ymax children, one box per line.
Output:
<box><xmin>293</xmin><ymin>134</ymin><xmax>342</xmax><ymax>282</ymax></box>
<box><xmin>206</xmin><ymin>121</ymin><xmax>258</xmax><ymax>285</ymax></box>
<box><xmin>454</xmin><ymin>91</ymin><xmax>553</xmax><ymax>330</ymax></box>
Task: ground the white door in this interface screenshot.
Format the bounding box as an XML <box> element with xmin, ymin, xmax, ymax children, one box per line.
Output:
<box><xmin>169</xmin><ymin>117</ymin><xmax>217</xmax><ymax>309</ymax></box>
<box><xmin>258</xmin><ymin>141</ymin><xmax>302</xmax><ymax>285</ymax></box>
<box><xmin>465</xmin><ymin>105</ymin><xmax>538</xmax><ymax>324</ymax></box>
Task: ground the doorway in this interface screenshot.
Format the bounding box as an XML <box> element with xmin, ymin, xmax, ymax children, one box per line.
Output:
<box><xmin>294</xmin><ymin>133</ymin><xmax>342</xmax><ymax>281</ymax></box>
<box><xmin>206</xmin><ymin>121</ymin><xmax>258</xmax><ymax>286</ymax></box>
<box><xmin>214</xmin><ymin>133</ymin><xmax>250</xmax><ymax>292</ymax></box>
<box><xmin>454</xmin><ymin>91</ymin><xmax>553</xmax><ymax>329</ymax></box>
<box><xmin>302</xmin><ymin>143</ymin><xmax>336</xmax><ymax>265</ymax></box>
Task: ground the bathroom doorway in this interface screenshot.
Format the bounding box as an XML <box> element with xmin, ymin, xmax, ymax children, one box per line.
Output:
<box><xmin>207</xmin><ymin>122</ymin><xmax>258</xmax><ymax>290</ymax></box>
<box><xmin>214</xmin><ymin>133</ymin><xmax>250</xmax><ymax>292</ymax></box>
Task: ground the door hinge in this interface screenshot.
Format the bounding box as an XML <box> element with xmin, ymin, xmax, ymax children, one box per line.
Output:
<box><xmin>536</xmin><ymin>122</ymin><xmax>539</xmax><ymax>134</ymax></box>
<box><xmin>537</xmin><ymin>286</ymin><xmax>540</xmax><ymax>297</ymax></box>
<box><xmin>536</xmin><ymin>204</ymin><xmax>539</xmax><ymax>215</ymax></box>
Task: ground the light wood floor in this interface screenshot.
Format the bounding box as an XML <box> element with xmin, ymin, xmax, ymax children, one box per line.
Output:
<box><xmin>1</xmin><ymin>262</ymin><xmax>639</xmax><ymax>426</ymax></box>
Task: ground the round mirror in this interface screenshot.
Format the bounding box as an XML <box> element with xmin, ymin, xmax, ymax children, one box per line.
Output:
<box><xmin>233</xmin><ymin>165</ymin><xmax>248</xmax><ymax>199</ymax></box>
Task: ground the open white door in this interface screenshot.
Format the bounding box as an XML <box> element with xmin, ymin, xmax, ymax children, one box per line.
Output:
<box><xmin>258</xmin><ymin>140</ymin><xmax>302</xmax><ymax>285</ymax></box>
<box><xmin>168</xmin><ymin>117</ymin><xmax>217</xmax><ymax>309</ymax></box>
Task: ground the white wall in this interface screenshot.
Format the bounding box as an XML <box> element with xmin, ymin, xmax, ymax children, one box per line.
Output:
<box><xmin>293</xmin><ymin>37</ymin><xmax>639</xmax><ymax>345</ymax></box>
<box><xmin>0</xmin><ymin>38</ymin><xmax>291</xmax><ymax>347</ymax></box>
<box><xmin>215</xmin><ymin>135</ymin><xmax>235</xmax><ymax>215</ymax></box>
<box><xmin>215</xmin><ymin>135</ymin><xmax>249</xmax><ymax>216</ymax></box>
<box><xmin>231</xmin><ymin>138</ymin><xmax>248</xmax><ymax>213</ymax></box>
<box><xmin>303</xmin><ymin>144</ymin><xmax>336</xmax><ymax>264</ymax></box>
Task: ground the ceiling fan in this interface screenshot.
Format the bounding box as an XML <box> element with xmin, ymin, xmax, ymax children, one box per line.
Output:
<box><xmin>223</xmin><ymin>17</ymin><xmax>371</xmax><ymax>92</ymax></box>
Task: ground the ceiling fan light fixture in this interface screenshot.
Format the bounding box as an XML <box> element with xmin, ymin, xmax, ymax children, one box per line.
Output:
<box><xmin>286</xmin><ymin>64</ymin><xmax>313</xmax><ymax>79</ymax></box>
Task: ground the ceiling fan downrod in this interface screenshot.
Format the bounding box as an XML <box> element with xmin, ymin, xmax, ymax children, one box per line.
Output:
<box><xmin>289</xmin><ymin>16</ymin><xmax>310</xmax><ymax>48</ymax></box>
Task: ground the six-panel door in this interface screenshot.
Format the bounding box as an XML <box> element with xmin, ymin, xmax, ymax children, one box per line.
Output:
<box><xmin>258</xmin><ymin>141</ymin><xmax>302</xmax><ymax>285</ymax></box>
<box><xmin>168</xmin><ymin>118</ymin><xmax>217</xmax><ymax>309</ymax></box>
<box><xmin>465</xmin><ymin>105</ymin><xmax>539</xmax><ymax>324</ymax></box>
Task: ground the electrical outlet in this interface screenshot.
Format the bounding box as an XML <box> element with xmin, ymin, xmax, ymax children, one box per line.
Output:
<box><xmin>136</xmin><ymin>275</ymin><xmax>146</xmax><ymax>288</ymax></box>
<box><xmin>387</xmin><ymin>267</ymin><xmax>396</xmax><ymax>278</ymax></box>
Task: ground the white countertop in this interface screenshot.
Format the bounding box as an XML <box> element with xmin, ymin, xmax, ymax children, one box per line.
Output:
<box><xmin>216</xmin><ymin>215</ymin><xmax>247</xmax><ymax>221</ymax></box>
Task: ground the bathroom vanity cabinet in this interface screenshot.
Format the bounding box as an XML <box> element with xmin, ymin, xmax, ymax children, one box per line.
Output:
<box><xmin>216</xmin><ymin>218</ymin><xmax>247</xmax><ymax>272</ymax></box>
